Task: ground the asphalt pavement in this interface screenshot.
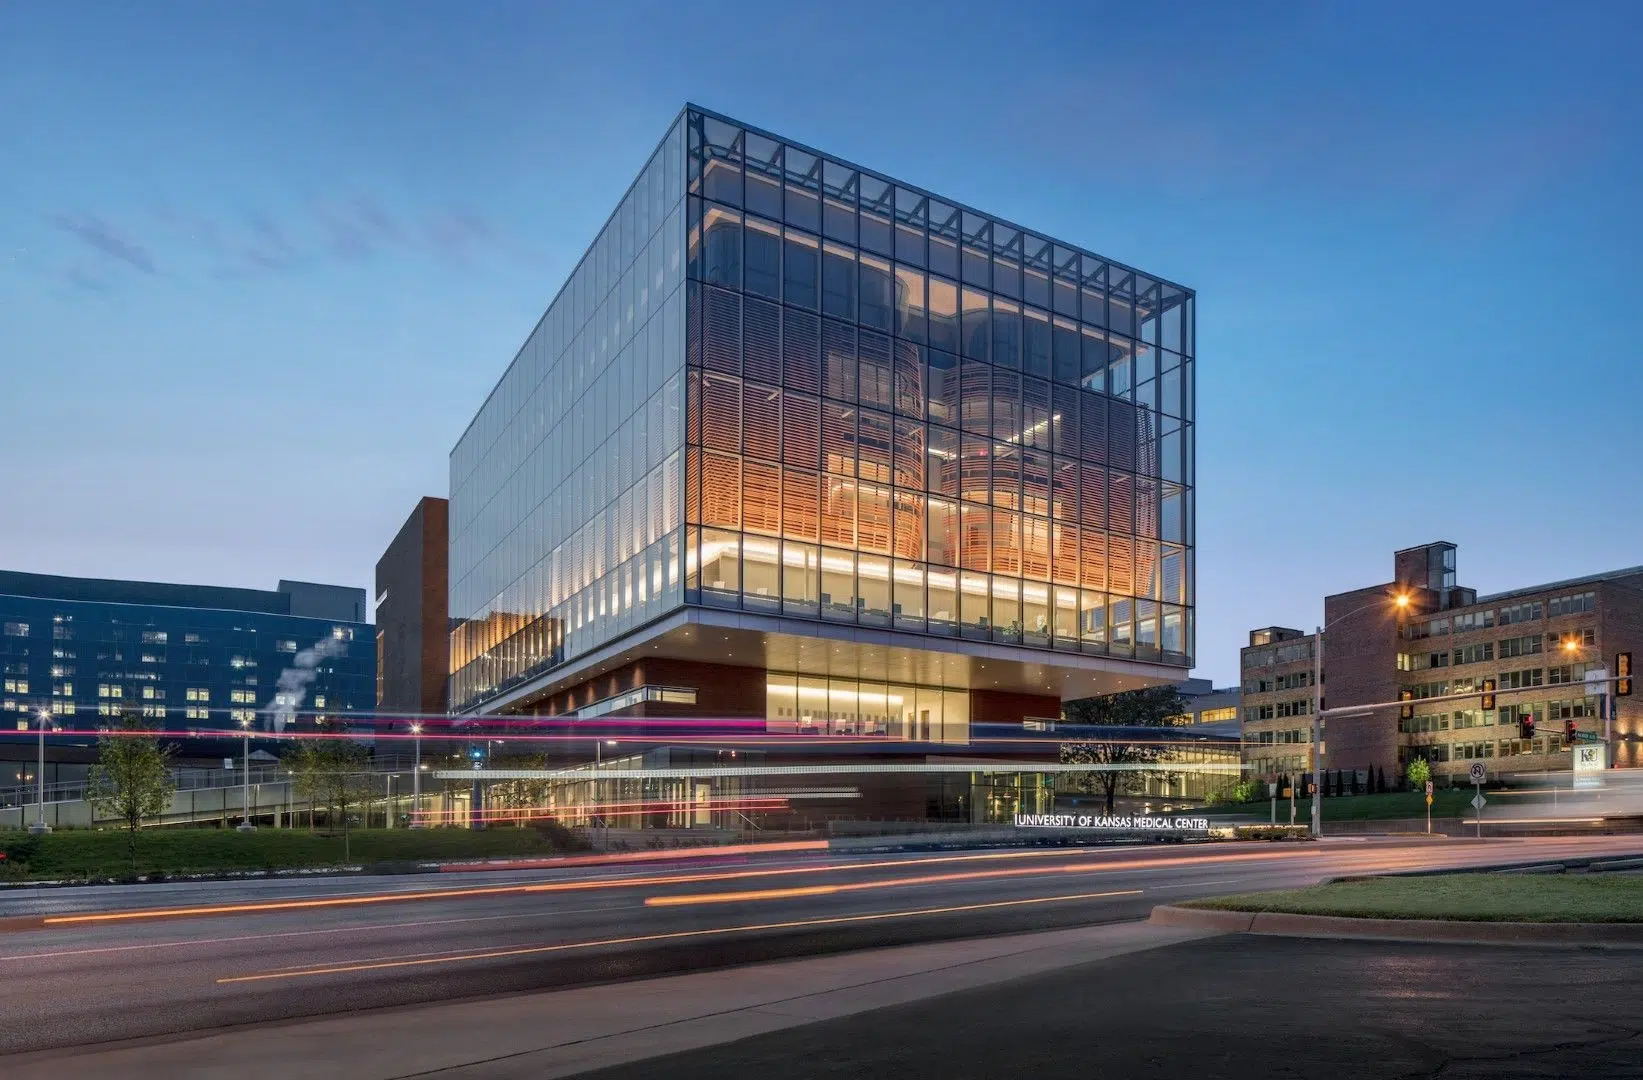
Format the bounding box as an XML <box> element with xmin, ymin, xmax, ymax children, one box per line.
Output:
<box><xmin>1</xmin><ymin>834</ymin><xmax>1640</xmax><ymax>1060</ymax></box>
<box><xmin>585</xmin><ymin>933</ymin><xmax>1643</xmax><ymax>1079</ymax></box>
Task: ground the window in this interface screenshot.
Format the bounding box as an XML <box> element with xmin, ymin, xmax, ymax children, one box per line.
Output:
<box><xmin>2</xmin><ymin>622</ymin><xmax>27</xmax><ymax>637</ymax></box>
<box><xmin>185</xmin><ymin>688</ymin><xmax>210</xmax><ymax>702</ymax></box>
<box><xmin>50</xmin><ymin>700</ymin><xmax>75</xmax><ymax>716</ymax></box>
<box><xmin>2</xmin><ymin>679</ymin><xmax>25</xmax><ymax>694</ymax></box>
<box><xmin>140</xmin><ymin>704</ymin><xmax>165</xmax><ymax>718</ymax></box>
<box><xmin>231</xmin><ymin>689</ymin><xmax>256</xmax><ymax>704</ymax></box>
<box><xmin>140</xmin><ymin>630</ymin><xmax>168</xmax><ymax>644</ymax></box>
<box><xmin>1402</xmin><ymin>618</ymin><xmax>1449</xmax><ymax>640</ymax></box>
<box><xmin>53</xmin><ymin>682</ymin><xmax>71</xmax><ymax>697</ymax></box>
<box><xmin>1275</xmin><ymin>699</ymin><xmax>1311</xmax><ymax>718</ymax></box>
<box><xmin>1549</xmin><ymin>662</ymin><xmax>1594</xmax><ymax>685</ymax></box>
<box><xmin>331</xmin><ymin>627</ymin><xmax>353</xmax><ymax>642</ymax></box>
<box><xmin>1500</xmin><ymin>634</ymin><xmax>1543</xmax><ymax>658</ymax></box>
<box><xmin>1548</xmin><ymin>592</ymin><xmax>1595</xmax><ymax>618</ymax></box>
<box><xmin>1499</xmin><ymin>668</ymin><xmax>1543</xmax><ymax>690</ymax></box>
<box><xmin>1549</xmin><ymin>698</ymin><xmax>1597</xmax><ymax>720</ymax></box>
<box><xmin>276</xmin><ymin>640</ymin><xmax>298</xmax><ymax>653</ymax></box>
<box><xmin>1275</xmin><ymin>672</ymin><xmax>1311</xmax><ymax>691</ymax></box>
<box><xmin>1453</xmin><ymin>610</ymin><xmax>1495</xmax><ymax>633</ymax></box>
<box><xmin>98</xmin><ymin>684</ymin><xmax>123</xmax><ymax>699</ymax></box>
<box><xmin>313</xmin><ymin>695</ymin><xmax>326</xmax><ymax>708</ymax></box>
<box><xmin>185</xmin><ymin>706</ymin><xmax>210</xmax><ymax>720</ymax></box>
<box><xmin>1454</xmin><ymin>642</ymin><xmax>1494</xmax><ymax>666</ymax></box>
<box><xmin>1499</xmin><ymin>601</ymin><xmax>1544</xmax><ymax>626</ymax></box>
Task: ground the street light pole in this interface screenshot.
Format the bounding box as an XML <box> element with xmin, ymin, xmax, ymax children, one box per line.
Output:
<box><xmin>30</xmin><ymin>710</ymin><xmax>51</xmax><ymax>835</ymax></box>
<box><xmin>1312</xmin><ymin>624</ymin><xmax>1323</xmax><ymax>838</ymax></box>
<box><xmin>237</xmin><ymin>720</ymin><xmax>255</xmax><ymax>832</ymax></box>
<box><xmin>410</xmin><ymin>723</ymin><xmax>423</xmax><ymax>828</ymax></box>
<box><xmin>1310</xmin><ymin>592</ymin><xmax>1411</xmax><ymax>839</ymax></box>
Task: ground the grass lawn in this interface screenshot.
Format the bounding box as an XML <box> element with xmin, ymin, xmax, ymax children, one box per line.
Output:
<box><xmin>0</xmin><ymin>825</ymin><xmax>585</xmax><ymax>881</ymax></box>
<box><xmin>1225</xmin><ymin>789</ymin><xmax>1475</xmax><ymax>822</ymax></box>
<box><xmin>1187</xmin><ymin>873</ymin><xmax>1643</xmax><ymax>922</ymax></box>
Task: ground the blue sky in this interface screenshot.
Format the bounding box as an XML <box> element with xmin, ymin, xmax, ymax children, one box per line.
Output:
<box><xmin>2</xmin><ymin>1</ymin><xmax>1639</xmax><ymax>685</ymax></box>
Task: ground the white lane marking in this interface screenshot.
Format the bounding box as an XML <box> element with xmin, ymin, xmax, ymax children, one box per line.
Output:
<box><xmin>0</xmin><ymin>904</ymin><xmax>620</xmax><ymax>963</ymax></box>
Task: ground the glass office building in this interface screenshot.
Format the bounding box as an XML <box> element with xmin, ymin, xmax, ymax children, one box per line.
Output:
<box><xmin>449</xmin><ymin>105</ymin><xmax>1194</xmax><ymax>730</ymax></box>
<box><xmin>0</xmin><ymin>572</ymin><xmax>373</xmax><ymax>777</ymax></box>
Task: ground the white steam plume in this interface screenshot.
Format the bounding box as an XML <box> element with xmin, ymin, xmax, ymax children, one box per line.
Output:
<box><xmin>263</xmin><ymin>636</ymin><xmax>350</xmax><ymax>733</ymax></box>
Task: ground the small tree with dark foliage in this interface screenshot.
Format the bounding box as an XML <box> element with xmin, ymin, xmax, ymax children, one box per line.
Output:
<box><xmin>1060</xmin><ymin>686</ymin><xmax>1190</xmax><ymax>813</ymax></box>
<box><xmin>86</xmin><ymin>713</ymin><xmax>177</xmax><ymax>875</ymax></box>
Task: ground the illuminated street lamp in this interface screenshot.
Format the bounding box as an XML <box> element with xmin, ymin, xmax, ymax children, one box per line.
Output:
<box><xmin>29</xmin><ymin>709</ymin><xmax>51</xmax><ymax>835</ymax></box>
<box><xmin>409</xmin><ymin>722</ymin><xmax>424</xmax><ymax>828</ymax></box>
<box><xmin>237</xmin><ymin>715</ymin><xmax>256</xmax><ymax>832</ymax></box>
<box><xmin>1311</xmin><ymin>592</ymin><xmax>1410</xmax><ymax>837</ymax></box>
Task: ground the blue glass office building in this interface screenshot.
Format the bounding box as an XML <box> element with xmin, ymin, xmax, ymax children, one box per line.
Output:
<box><xmin>449</xmin><ymin>106</ymin><xmax>1194</xmax><ymax>734</ymax></box>
<box><xmin>0</xmin><ymin>572</ymin><xmax>374</xmax><ymax>754</ymax></box>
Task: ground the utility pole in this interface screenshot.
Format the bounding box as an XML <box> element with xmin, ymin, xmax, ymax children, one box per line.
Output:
<box><xmin>29</xmin><ymin>710</ymin><xmax>51</xmax><ymax>835</ymax></box>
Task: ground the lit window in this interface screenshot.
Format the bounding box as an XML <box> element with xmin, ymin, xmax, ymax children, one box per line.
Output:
<box><xmin>2</xmin><ymin>679</ymin><xmax>25</xmax><ymax>694</ymax></box>
<box><xmin>276</xmin><ymin>640</ymin><xmax>297</xmax><ymax>653</ymax></box>
<box><xmin>140</xmin><ymin>630</ymin><xmax>168</xmax><ymax>644</ymax></box>
<box><xmin>230</xmin><ymin>708</ymin><xmax>256</xmax><ymax>724</ymax></box>
<box><xmin>2</xmin><ymin>622</ymin><xmax>28</xmax><ymax>638</ymax></box>
<box><xmin>185</xmin><ymin>706</ymin><xmax>210</xmax><ymax>720</ymax></box>
<box><xmin>314</xmin><ymin>695</ymin><xmax>326</xmax><ymax>708</ymax></box>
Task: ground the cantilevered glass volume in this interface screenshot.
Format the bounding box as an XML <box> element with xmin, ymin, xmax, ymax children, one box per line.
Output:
<box><xmin>448</xmin><ymin>105</ymin><xmax>1194</xmax><ymax>729</ymax></box>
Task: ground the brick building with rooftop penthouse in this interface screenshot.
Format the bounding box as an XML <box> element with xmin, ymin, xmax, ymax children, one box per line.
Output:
<box><xmin>1240</xmin><ymin>542</ymin><xmax>1641</xmax><ymax>788</ymax></box>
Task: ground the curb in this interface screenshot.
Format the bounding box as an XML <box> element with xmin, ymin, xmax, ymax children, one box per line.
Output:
<box><xmin>1149</xmin><ymin>904</ymin><xmax>1643</xmax><ymax>947</ymax></box>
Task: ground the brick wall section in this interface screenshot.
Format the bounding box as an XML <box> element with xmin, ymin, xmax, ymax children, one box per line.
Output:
<box><xmin>970</xmin><ymin>689</ymin><xmax>1061</xmax><ymax>725</ymax></box>
<box><xmin>1320</xmin><ymin>584</ymin><xmax>1413</xmax><ymax>776</ymax></box>
<box><xmin>1598</xmin><ymin>575</ymin><xmax>1643</xmax><ymax>768</ymax></box>
<box><xmin>374</xmin><ymin>496</ymin><xmax>449</xmax><ymax>717</ymax></box>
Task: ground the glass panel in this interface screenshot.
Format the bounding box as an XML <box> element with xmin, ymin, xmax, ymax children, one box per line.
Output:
<box><xmin>894</xmin><ymin>264</ymin><xmax>927</xmax><ymax>344</ymax></box>
<box><xmin>797</xmin><ymin>675</ymin><xmax>826</xmax><ymax>732</ymax></box>
<box><xmin>783</xmin><ymin>230</ymin><xmax>819</xmax><ymax>309</ymax></box>
<box><xmin>893</xmin><ymin>559</ymin><xmax>925</xmax><ymax>630</ymax></box>
<box><xmin>821</xmin><ymin>546</ymin><xmax>857</xmax><ymax>621</ymax></box>
<box><xmin>960</xmin><ymin>570</ymin><xmax>990</xmax><ymax>639</ymax></box>
<box><xmin>743</xmin><ymin>534</ymin><xmax>781</xmax><ymax>610</ymax></box>
<box><xmin>782</xmin><ymin>540</ymin><xmax>820</xmax><ymax>616</ymax></box>
<box><xmin>927</xmin><ymin>566</ymin><xmax>958</xmax><ymax>635</ymax></box>
<box><xmin>766</xmin><ymin>672</ymin><xmax>798</xmax><ymax>732</ymax></box>
<box><xmin>1023</xmin><ymin>578</ymin><xmax>1050</xmax><ymax>646</ymax></box>
<box><xmin>858</xmin><ymin>175</ymin><xmax>893</xmax><ymax>255</ymax></box>
<box><xmin>744</xmin><ymin>216</ymin><xmax>781</xmax><ymax>298</ymax></box>
<box><xmin>700</xmin><ymin>528</ymin><xmax>740</xmax><ymax>607</ymax></box>
<box><xmin>858</xmin><ymin>253</ymin><xmax>894</xmax><ymax>331</ymax></box>
<box><xmin>822</xmin><ymin>160</ymin><xmax>857</xmax><ymax>243</ymax></box>
<box><xmin>991</xmin><ymin>576</ymin><xmax>1022</xmax><ymax>644</ymax></box>
<box><xmin>742</xmin><ymin>133</ymin><xmax>782</xmax><ymax>219</ymax></box>
<box><xmin>784</xmin><ymin>147</ymin><xmax>821</xmax><ymax>232</ymax></box>
<box><xmin>859</xmin><ymin>553</ymin><xmax>891</xmax><ymax>626</ymax></box>
<box><xmin>821</xmin><ymin>242</ymin><xmax>856</xmax><ymax>321</ymax></box>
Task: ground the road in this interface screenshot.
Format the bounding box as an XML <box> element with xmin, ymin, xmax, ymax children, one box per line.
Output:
<box><xmin>586</xmin><ymin>933</ymin><xmax>1643</xmax><ymax>1080</ymax></box>
<box><xmin>1</xmin><ymin>834</ymin><xmax>1639</xmax><ymax>1057</ymax></box>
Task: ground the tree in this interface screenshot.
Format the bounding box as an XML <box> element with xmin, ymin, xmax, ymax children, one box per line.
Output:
<box><xmin>86</xmin><ymin>714</ymin><xmax>176</xmax><ymax>875</ymax></box>
<box><xmin>1060</xmin><ymin>686</ymin><xmax>1190</xmax><ymax>813</ymax></box>
<box><xmin>1406</xmin><ymin>758</ymin><xmax>1431</xmax><ymax>791</ymax></box>
<box><xmin>286</xmin><ymin>739</ymin><xmax>373</xmax><ymax>860</ymax></box>
<box><xmin>1376</xmin><ymin>766</ymin><xmax>1387</xmax><ymax>794</ymax></box>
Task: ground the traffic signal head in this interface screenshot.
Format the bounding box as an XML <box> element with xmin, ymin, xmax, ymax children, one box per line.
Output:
<box><xmin>1480</xmin><ymin>678</ymin><xmax>1497</xmax><ymax>711</ymax></box>
<box><xmin>1564</xmin><ymin>717</ymin><xmax>1577</xmax><ymax>744</ymax></box>
<box><xmin>1399</xmin><ymin>688</ymin><xmax>1415</xmax><ymax>721</ymax></box>
<box><xmin>1519</xmin><ymin>716</ymin><xmax>1535</xmax><ymax>740</ymax></box>
<box><xmin>1618</xmin><ymin>652</ymin><xmax>1633</xmax><ymax>697</ymax></box>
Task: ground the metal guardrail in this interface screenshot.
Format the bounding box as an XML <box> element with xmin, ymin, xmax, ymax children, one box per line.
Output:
<box><xmin>0</xmin><ymin>766</ymin><xmax>288</xmax><ymax>808</ymax></box>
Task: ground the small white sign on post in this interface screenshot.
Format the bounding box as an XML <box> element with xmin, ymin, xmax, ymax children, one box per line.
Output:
<box><xmin>1574</xmin><ymin>743</ymin><xmax>1607</xmax><ymax>789</ymax></box>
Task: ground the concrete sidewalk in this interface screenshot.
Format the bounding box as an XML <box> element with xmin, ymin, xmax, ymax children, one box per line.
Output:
<box><xmin>6</xmin><ymin>921</ymin><xmax>1212</xmax><ymax>1080</ymax></box>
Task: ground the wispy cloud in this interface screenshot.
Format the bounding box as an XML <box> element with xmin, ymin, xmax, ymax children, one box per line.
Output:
<box><xmin>50</xmin><ymin>214</ymin><xmax>158</xmax><ymax>274</ymax></box>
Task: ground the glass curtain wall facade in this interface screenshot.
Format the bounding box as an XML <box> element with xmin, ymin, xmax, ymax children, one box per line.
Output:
<box><xmin>449</xmin><ymin>105</ymin><xmax>1195</xmax><ymax>714</ymax></box>
<box><xmin>683</xmin><ymin>111</ymin><xmax>1194</xmax><ymax>664</ymax></box>
<box><xmin>449</xmin><ymin>119</ymin><xmax>689</xmax><ymax>712</ymax></box>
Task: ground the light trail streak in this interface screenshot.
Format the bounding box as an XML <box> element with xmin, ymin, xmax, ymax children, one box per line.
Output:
<box><xmin>37</xmin><ymin>846</ymin><xmax>1299</xmax><ymax>927</ymax></box>
<box><xmin>0</xmin><ymin>905</ymin><xmax>615</xmax><ymax>963</ymax></box>
<box><xmin>213</xmin><ymin>889</ymin><xmax>1143</xmax><ymax>984</ymax></box>
<box><xmin>643</xmin><ymin>854</ymin><xmax>1284</xmax><ymax>907</ymax></box>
